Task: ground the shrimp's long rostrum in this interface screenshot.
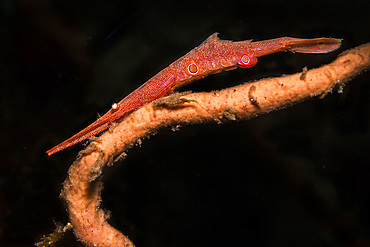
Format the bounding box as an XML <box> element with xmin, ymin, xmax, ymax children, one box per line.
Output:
<box><xmin>46</xmin><ymin>33</ymin><xmax>341</xmax><ymax>156</ymax></box>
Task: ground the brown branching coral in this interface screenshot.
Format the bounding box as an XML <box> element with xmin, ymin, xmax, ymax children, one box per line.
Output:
<box><xmin>61</xmin><ymin>43</ymin><xmax>369</xmax><ymax>247</ymax></box>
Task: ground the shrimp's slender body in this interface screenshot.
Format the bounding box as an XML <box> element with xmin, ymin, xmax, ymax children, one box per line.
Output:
<box><xmin>47</xmin><ymin>33</ymin><xmax>341</xmax><ymax>156</ymax></box>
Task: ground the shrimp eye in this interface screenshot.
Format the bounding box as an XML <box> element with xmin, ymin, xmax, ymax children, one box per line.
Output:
<box><xmin>239</xmin><ymin>55</ymin><xmax>257</xmax><ymax>68</ymax></box>
<box><xmin>188</xmin><ymin>63</ymin><xmax>199</xmax><ymax>75</ymax></box>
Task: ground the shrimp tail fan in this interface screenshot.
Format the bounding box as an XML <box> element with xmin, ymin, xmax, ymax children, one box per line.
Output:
<box><xmin>287</xmin><ymin>38</ymin><xmax>342</xmax><ymax>53</ymax></box>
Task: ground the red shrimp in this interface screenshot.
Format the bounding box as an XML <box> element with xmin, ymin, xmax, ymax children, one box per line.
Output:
<box><xmin>47</xmin><ymin>33</ymin><xmax>341</xmax><ymax>156</ymax></box>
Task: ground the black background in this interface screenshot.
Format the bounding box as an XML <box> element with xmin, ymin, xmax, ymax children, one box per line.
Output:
<box><xmin>1</xmin><ymin>0</ymin><xmax>370</xmax><ymax>246</ymax></box>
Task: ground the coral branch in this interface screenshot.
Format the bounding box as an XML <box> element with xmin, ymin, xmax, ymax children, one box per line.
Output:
<box><xmin>62</xmin><ymin>43</ymin><xmax>369</xmax><ymax>247</ymax></box>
